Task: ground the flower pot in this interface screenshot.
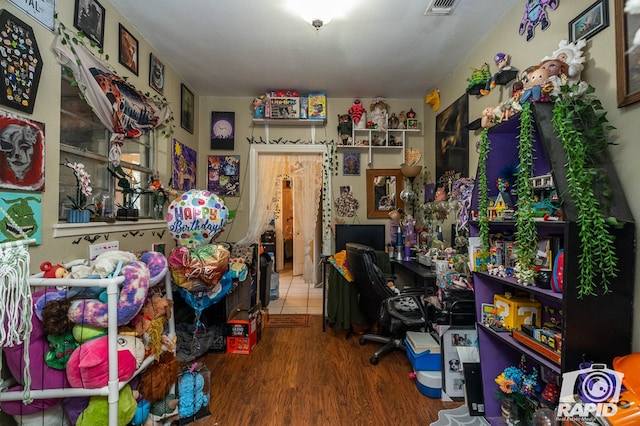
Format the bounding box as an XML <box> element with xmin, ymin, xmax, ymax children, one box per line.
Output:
<box><xmin>67</xmin><ymin>209</ymin><xmax>90</xmax><ymax>223</ymax></box>
<box><xmin>116</xmin><ymin>208</ymin><xmax>139</xmax><ymax>221</ymax></box>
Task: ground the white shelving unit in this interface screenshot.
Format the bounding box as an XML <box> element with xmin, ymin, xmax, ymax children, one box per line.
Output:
<box><xmin>252</xmin><ymin>118</ymin><xmax>327</xmax><ymax>143</ymax></box>
<box><xmin>0</xmin><ymin>260</ymin><xmax>175</xmax><ymax>426</ymax></box>
<box><xmin>339</xmin><ymin>127</ymin><xmax>420</xmax><ymax>163</ymax></box>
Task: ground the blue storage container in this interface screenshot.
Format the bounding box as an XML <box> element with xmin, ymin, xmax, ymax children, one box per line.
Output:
<box><xmin>405</xmin><ymin>339</ymin><xmax>441</xmax><ymax>371</ymax></box>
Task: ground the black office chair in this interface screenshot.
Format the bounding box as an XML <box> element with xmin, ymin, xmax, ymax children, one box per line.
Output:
<box><xmin>345</xmin><ymin>243</ymin><xmax>427</xmax><ymax>365</ymax></box>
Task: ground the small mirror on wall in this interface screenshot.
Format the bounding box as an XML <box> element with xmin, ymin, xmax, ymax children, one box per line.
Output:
<box><xmin>366</xmin><ymin>168</ymin><xmax>404</xmax><ymax>219</ymax></box>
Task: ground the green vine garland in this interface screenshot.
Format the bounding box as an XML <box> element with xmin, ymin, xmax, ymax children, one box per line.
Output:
<box><xmin>551</xmin><ymin>85</ymin><xmax>619</xmax><ymax>296</ymax></box>
<box><xmin>477</xmin><ymin>128</ymin><xmax>491</xmax><ymax>249</ymax></box>
<box><xmin>514</xmin><ymin>103</ymin><xmax>538</xmax><ymax>282</ymax></box>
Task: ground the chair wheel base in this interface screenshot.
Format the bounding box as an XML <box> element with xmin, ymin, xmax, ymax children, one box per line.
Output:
<box><xmin>359</xmin><ymin>337</ymin><xmax>367</xmax><ymax>345</ymax></box>
<box><xmin>370</xmin><ymin>356</ymin><xmax>379</xmax><ymax>365</ymax></box>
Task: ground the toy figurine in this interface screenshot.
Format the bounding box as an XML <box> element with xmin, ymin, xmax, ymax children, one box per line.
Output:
<box><xmin>481</xmin><ymin>53</ymin><xmax>514</xmax><ymax>96</ymax></box>
<box><xmin>348</xmin><ymin>99</ymin><xmax>366</xmax><ymax>129</ymax></box>
<box><xmin>518</xmin><ymin>66</ymin><xmax>552</xmax><ymax>104</ymax></box>
<box><xmin>252</xmin><ymin>95</ymin><xmax>265</xmax><ymax>118</ymax></box>
<box><xmin>337</xmin><ymin>114</ymin><xmax>353</xmax><ymax>145</ymax></box>
<box><xmin>369</xmin><ymin>98</ymin><xmax>388</xmax><ymax>130</ymax></box>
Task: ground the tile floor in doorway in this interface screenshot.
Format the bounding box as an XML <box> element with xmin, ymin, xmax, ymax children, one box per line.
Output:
<box><xmin>266</xmin><ymin>264</ymin><xmax>323</xmax><ymax>315</ymax></box>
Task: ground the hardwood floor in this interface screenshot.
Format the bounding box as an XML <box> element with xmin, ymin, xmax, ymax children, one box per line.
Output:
<box><xmin>194</xmin><ymin>315</ymin><xmax>462</xmax><ymax>425</ymax></box>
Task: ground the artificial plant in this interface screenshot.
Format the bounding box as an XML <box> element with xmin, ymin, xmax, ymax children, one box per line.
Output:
<box><xmin>477</xmin><ymin>128</ymin><xmax>491</xmax><ymax>250</ymax></box>
<box><xmin>514</xmin><ymin>103</ymin><xmax>537</xmax><ymax>284</ymax></box>
<box><xmin>551</xmin><ymin>84</ymin><xmax>619</xmax><ymax>296</ymax></box>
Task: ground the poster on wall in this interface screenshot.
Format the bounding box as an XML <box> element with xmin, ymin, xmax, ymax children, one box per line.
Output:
<box><xmin>210</xmin><ymin>111</ymin><xmax>235</xmax><ymax>150</ymax></box>
<box><xmin>0</xmin><ymin>111</ymin><xmax>45</xmax><ymax>191</ymax></box>
<box><xmin>0</xmin><ymin>191</ymin><xmax>42</xmax><ymax>245</ymax></box>
<box><xmin>435</xmin><ymin>93</ymin><xmax>469</xmax><ymax>193</ymax></box>
<box><xmin>207</xmin><ymin>155</ymin><xmax>239</xmax><ymax>196</ymax></box>
<box><xmin>172</xmin><ymin>138</ymin><xmax>196</xmax><ymax>191</ymax></box>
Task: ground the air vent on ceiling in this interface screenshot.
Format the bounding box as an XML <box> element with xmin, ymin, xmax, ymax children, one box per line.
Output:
<box><xmin>424</xmin><ymin>0</ymin><xmax>459</xmax><ymax>16</ymax></box>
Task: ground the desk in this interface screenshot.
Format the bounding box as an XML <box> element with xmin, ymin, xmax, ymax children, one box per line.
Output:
<box><xmin>325</xmin><ymin>252</ymin><xmax>391</xmax><ymax>331</ymax></box>
<box><xmin>390</xmin><ymin>259</ymin><xmax>436</xmax><ymax>296</ymax></box>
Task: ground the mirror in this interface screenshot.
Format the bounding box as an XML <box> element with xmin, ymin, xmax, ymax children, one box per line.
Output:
<box><xmin>366</xmin><ymin>168</ymin><xmax>404</xmax><ymax>219</ymax></box>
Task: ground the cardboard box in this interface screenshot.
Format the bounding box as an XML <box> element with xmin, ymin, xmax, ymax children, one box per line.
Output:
<box><xmin>269</xmin><ymin>97</ymin><xmax>300</xmax><ymax>119</ymax></box>
<box><xmin>493</xmin><ymin>294</ymin><xmax>541</xmax><ymax>331</ymax></box>
<box><xmin>307</xmin><ymin>93</ymin><xmax>326</xmax><ymax>119</ymax></box>
<box><xmin>299</xmin><ymin>97</ymin><xmax>308</xmax><ymax>119</ymax></box>
<box><xmin>226</xmin><ymin>310</ymin><xmax>258</xmax><ymax>354</ymax></box>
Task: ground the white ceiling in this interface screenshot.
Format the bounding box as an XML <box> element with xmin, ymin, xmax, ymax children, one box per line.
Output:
<box><xmin>109</xmin><ymin>0</ymin><xmax>519</xmax><ymax>99</ymax></box>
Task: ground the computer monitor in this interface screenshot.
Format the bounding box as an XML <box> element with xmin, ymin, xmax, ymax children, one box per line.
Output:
<box><xmin>334</xmin><ymin>224</ymin><xmax>386</xmax><ymax>253</ymax></box>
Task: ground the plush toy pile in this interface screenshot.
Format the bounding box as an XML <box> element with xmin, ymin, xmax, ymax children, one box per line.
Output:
<box><xmin>0</xmin><ymin>250</ymin><xmax>179</xmax><ymax>426</ymax></box>
<box><xmin>478</xmin><ymin>39</ymin><xmax>588</xmax><ymax>129</ymax></box>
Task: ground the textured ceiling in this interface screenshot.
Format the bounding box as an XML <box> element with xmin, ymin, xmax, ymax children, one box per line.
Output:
<box><xmin>110</xmin><ymin>0</ymin><xmax>519</xmax><ymax>98</ymax></box>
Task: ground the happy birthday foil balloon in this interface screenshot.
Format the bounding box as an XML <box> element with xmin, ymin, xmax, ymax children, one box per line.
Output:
<box><xmin>166</xmin><ymin>189</ymin><xmax>228</xmax><ymax>247</ymax></box>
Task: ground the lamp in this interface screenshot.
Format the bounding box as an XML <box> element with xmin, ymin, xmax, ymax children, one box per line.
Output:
<box><xmin>287</xmin><ymin>0</ymin><xmax>338</xmax><ymax>31</ymax></box>
<box><xmin>400</xmin><ymin>164</ymin><xmax>423</xmax><ymax>211</ymax></box>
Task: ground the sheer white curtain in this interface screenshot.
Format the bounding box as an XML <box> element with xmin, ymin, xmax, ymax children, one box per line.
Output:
<box><xmin>290</xmin><ymin>154</ymin><xmax>323</xmax><ymax>283</ymax></box>
<box><xmin>236</xmin><ymin>155</ymin><xmax>286</xmax><ymax>245</ymax></box>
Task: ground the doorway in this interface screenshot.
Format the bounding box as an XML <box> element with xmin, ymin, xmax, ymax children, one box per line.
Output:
<box><xmin>249</xmin><ymin>144</ymin><xmax>329</xmax><ymax>285</ymax></box>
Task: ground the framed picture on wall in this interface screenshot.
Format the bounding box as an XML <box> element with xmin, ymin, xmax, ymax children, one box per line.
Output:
<box><xmin>181</xmin><ymin>84</ymin><xmax>195</xmax><ymax>133</ymax></box>
<box><xmin>118</xmin><ymin>24</ymin><xmax>139</xmax><ymax>75</ymax></box>
<box><xmin>569</xmin><ymin>0</ymin><xmax>609</xmax><ymax>42</ymax></box>
<box><xmin>210</xmin><ymin>112</ymin><xmax>235</xmax><ymax>150</ymax></box>
<box><xmin>343</xmin><ymin>152</ymin><xmax>360</xmax><ymax>176</ymax></box>
<box><xmin>0</xmin><ymin>110</ymin><xmax>45</xmax><ymax>191</ymax></box>
<box><xmin>149</xmin><ymin>53</ymin><xmax>165</xmax><ymax>95</ymax></box>
<box><xmin>73</xmin><ymin>0</ymin><xmax>105</xmax><ymax>46</ymax></box>
<box><xmin>615</xmin><ymin>0</ymin><xmax>640</xmax><ymax>107</ymax></box>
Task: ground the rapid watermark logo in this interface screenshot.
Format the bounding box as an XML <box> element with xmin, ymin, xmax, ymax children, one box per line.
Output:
<box><xmin>557</xmin><ymin>363</ymin><xmax>624</xmax><ymax>421</ymax></box>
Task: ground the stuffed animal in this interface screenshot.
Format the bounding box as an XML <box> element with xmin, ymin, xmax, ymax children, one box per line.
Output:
<box><xmin>133</xmin><ymin>294</ymin><xmax>174</xmax><ymax>337</ymax></box>
<box><xmin>518</xmin><ymin>66</ymin><xmax>552</xmax><ymax>104</ymax></box>
<box><xmin>67</xmin><ymin>260</ymin><xmax>150</xmax><ymax>328</ymax></box>
<box><xmin>138</xmin><ymin>351</ymin><xmax>179</xmax><ymax>404</ymax></box>
<box><xmin>40</xmin><ymin>261</ymin><xmax>69</xmax><ymax>279</ymax></box>
<box><xmin>147</xmin><ymin>393</ymin><xmax>180</xmax><ymax>425</ymax></box>
<box><xmin>337</xmin><ymin>114</ymin><xmax>353</xmax><ymax>145</ymax></box>
<box><xmin>66</xmin><ymin>334</ymin><xmax>145</xmax><ymax>388</ymax></box>
<box><xmin>348</xmin><ymin>99</ymin><xmax>366</xmax><ymax>128</ymax></box>
<box><xmin>178</xmin><ymin>371</ymin><xmax>209</xmax><ymax>418</ymax></box>
<box><xmin>76</xmin><ymin>384</ymin><xmax>137</xmax><ymax>426</ymax></box>
<box><xmin>0</xmin><ymin>289</ymin><xmax>72</xmax><ymax>417</ymax></box>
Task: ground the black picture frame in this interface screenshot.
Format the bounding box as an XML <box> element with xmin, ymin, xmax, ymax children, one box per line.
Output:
<box><xmin>210</xmin><ymin>112</ymin><xmax>235</xmax><ymax>150</ymax></box>
<box><xmin>118</xmin><ymin>24</ymin><xmax>139</xmax><ymax>76</ymax></box>
<box><xmin>615</xmin><ymin>0</ymin><xmax>640</xmax><ymax>107</ymax></box>
<box><xmin>569</xmin><ymin>0</ymin><xmax>609</xmax><ymax>42</ymax></box>
<box><xmin>181</xmin><ymin>84</ymin><xmax>195</xmax><ymax>134</ymax></box>
<box><xmin>0</xmin><ymin>10</ymin><xmax>42</xmax><ymax>114</ymax></box>
<box><xmin>149</xmin><ymin>53</ymin><xmax>165</xmax><ymax>95</ymax></box>
<box><xmin>73</xmin><ymin>0</ymin><xmax>105</xmax><ymax>47</ymax></box>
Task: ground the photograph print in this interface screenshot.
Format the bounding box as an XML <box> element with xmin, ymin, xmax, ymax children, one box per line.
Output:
<box><xmin>118</xmin><ymin>23</ymin><xmax>139</xmax><ymax>75</ymax></box>
<box><xmin>149</xmin><ymin>53</ymin><xmax>165</xmax><ymax>95</ymax></box>
<box><xmin>73</xmin><ymin>0</ymin><xmax>105</xmax><ymax>47</ymax></box>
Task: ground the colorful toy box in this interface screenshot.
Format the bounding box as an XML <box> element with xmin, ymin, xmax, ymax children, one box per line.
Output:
<box><xmin>226</xmin><ymin>310</ymin><xmax>258</xmax><ymax>354</ymax></box>
<box><xmin>307</xmin><ymin>93</ymin><xmax>326</xmax><ymax>119</ymax></box>
<box><xmin>269</xmin><ymin>96</ymin><xmax>300</xmax><ymax>119</ymax></box>
<box><xmin>493</xmin><ymin>294</ymin><xmax>541</xmax><ymax>331</ymax></box>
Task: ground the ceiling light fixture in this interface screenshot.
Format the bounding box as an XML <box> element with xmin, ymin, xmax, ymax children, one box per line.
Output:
<box><xmin>287</xmin><ymin>0</ymin><xmax>341</xmax><ymax>31</ymax></box>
